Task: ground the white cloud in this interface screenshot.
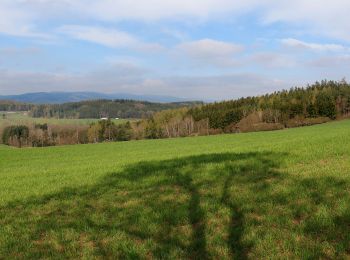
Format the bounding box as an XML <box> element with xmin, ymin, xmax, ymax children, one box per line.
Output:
<box><xmin>161</xmin><ymin>28</ymin><xmax>188</xmax><ymax>41</ymax></box>
<box><xmin>2</xmin><ymin>0</ymin><xmax>259</xmax><ymax>28</ymax></box>
<box><xmin>178</xmin><ymin>39</ymin><xmax>243</xmax><ymax>57</ymax></box>
<box><xmin>2</xmin><ymin>0</ymin><xmax>350</xmax><ymax>100</ymax></box>
<box><xmin>281</xmin><ymin>38</ymin><xmax>346</xmax><ymax>52</ymax></box>
<box><xmin>2</xmin><ymin>1</ymin><xmax>350</xmax><ymax>42</ymax></box>
<box><xmin>309</xmin><ymin>55</ymin><xmax>350</xmax><ymax>67</ymax></box>
<box><xmin>58</xmin><ymin>25</ymin><xmax>165</xmax><ymax>52</ymax></box>
<box><xmin>142</xmin><ymin>73</ymin><xmax>289</xmax><ymax>100</ymax></box>
<box><xmin>78</xmin><ymin>1</ymin><xmax>350</xmax><ymax>42</ymax></box>
<box><xmin>262</xmin><ymin>0</ymin><xmax>350</xmax><ymax>41</ymax></box>
<box><xmin>0</xmin><ymin>62</ymin><xmax>148</xmax><ymax>94</ymax></box>
<box><xmin>58</xmin><ymin>25</ymin><xmax>137</xmax><ymax>48</ymax></box>
<box><xmin>0</xmin><ymin>47</ymin><xmax>41</xmax><ymax>56</ymax></box>
<box><xmin>0</xmin><ymin>0</ymin><xmax>52</xmax><ymax>39</ymax></box>
<box><xmin>0</xmin><ymin>66</ymin><xmax>289</xmax><ymax>100</ymax></box>
<box><xmin>176</xmin><ymin>39</ymin><xmax>244</xmax><ymax>67</ymax></box>
<box><xmin>250</xmin><ymin>52</ymin><xmax>297</xmax><ymax>68</ymax></box>
<box><xmin>71</xmin><ymin>0</ymin><xmax>260</xmax><ymax>22</ymax></box>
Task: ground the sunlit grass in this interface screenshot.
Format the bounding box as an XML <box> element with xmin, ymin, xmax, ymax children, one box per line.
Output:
<box><xmin>0</xmin><ymin>120</ymin><xmax>350</xmax><ymax>258</ymax></box>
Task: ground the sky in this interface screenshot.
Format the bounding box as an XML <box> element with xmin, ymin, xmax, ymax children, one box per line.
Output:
<box><xmin>1</xmin><ymin>0</ymin><xmax>350</xmax><ymax>100</ymax></box>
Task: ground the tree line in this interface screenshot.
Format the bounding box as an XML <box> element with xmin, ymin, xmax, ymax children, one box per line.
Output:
<box><xmin>189</xmin><ymin>79</ymin><xmax>350</xmax><ymax>130</ymax></box>
<box><xmin>139</xmin><ymin>79</ymin><xmax>350</xmax><ymax>138</ymax></box>
<box><xmin>0</xmin><ymin>101</ymin><xmax>34</xmax><ymax>112</ymax></box>
<box><xmin>2</xmin><ymin>80</ymin><xmax>350</xmax><ymax>147</ymax></box>
<box><xmin>1</xmin><ymin>99</ymin><xmax>203</xmax><ymax>119</ymax></box>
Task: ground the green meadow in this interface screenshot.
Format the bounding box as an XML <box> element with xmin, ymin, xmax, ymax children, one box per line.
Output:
<box><xmin>0</xmin><ymin>120</ymin><xmax>349</xmax><ymax>259</ymax></box>
<box><xmin>0</xmin><ymin>112</ymin><xmax>130</xmax><ymax>126</ymax></box>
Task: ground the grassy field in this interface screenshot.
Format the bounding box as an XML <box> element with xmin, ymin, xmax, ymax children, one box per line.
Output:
<box><xmin>0</xmin><ymin>120</ymin><xmax>349</xmax><ymax>259</ymax></box>
<box><xmin>0</xmin><ymin>112</ymin><xmax>131</xmax><ymax>126</ymax></box>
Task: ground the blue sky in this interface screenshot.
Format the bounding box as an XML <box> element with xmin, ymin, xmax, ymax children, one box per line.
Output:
<box><xmin>1</xmin><ymin>0</ymin><xmax>350</xmax><ymax>100</ymax></box>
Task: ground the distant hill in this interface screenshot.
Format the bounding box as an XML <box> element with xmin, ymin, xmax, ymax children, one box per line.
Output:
<box><xmin>0</xmin><ymin>99</ymin><xmax>203</xmax><ymax>119</ymax></box>
<box><xmin>0</xmin><ymin>92</ymin><xmax>194</xmax><ymax>104</ymax></box>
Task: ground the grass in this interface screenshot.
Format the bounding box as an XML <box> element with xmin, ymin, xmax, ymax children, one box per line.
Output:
<box><xmin>0</xmin><ymin>112</ymin><xmax>132</xmax><ymax>126</ymax></box>
<box><xmin>0</xmin><ymin>119</ymin><xmax>350</xmax><ymax>258</ymax></box>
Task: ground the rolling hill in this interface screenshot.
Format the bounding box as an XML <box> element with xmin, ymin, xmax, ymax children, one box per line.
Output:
<box><xmin>0</xmin><ymin>119</ymin><xmax>349</xmax><ymax>258</ymax></box>
<box><xmin>0</xmin><ymin>92</ymin><xmax>194</xmax><ymax>104</ymax></box>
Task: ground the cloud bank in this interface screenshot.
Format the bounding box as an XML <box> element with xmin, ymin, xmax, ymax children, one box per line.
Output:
<box><xmin>0</xmin><ymin>0</ymin><xmax>350</xmax><ymax>100</ymax></box>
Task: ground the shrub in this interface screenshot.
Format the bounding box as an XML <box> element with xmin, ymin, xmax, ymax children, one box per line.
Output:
<box><xmin>2</xmin><ymin>125</ymin><xmax>30</xmax><ymax>147</ymax></box>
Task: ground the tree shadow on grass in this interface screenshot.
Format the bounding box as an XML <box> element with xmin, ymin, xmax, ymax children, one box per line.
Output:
<box><xmin>1</xmin><ymin>151</ymin><xmax>349</xmax><ymax>259</ymax></box>
<box><xmin>294</xmin><ymin>176</ymin><xmax>350</xmax><ymax>259</ymax></box>
<box><xmin>0</xmin><ymin>151</ymin><xmax>285</xmax><ymax>259</ymax></box>
<box><xmin>221</xmin><ymin>167</ymin><xmax>250</xmax><ymax>260</ymax></box>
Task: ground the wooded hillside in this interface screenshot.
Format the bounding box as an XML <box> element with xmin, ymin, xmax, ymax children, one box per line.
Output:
<box><xmin>0</xmin><ymin>99</ymin><xmax>203</xmax><ymax>119</ymax></box>
<box><xmin>2</xmin><ymin>80</ymin><xmax>350</xmax><ymax>147</ymax></box>
<box><xmin>142</xmin><ymin>80</ymin><xmax>350</xmax><ymax>139</ymax></box>
<box><xmin>189</xmin><ymin>79</ymin><xmax>350</xmax><ymax>130</ymax></box>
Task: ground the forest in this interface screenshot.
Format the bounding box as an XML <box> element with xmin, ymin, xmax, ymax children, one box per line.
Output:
<box><xmin>0</xmin><ymin>99</ymin><xmax>202</xmax><ymax>119</ymax></box>
<box><xmin>142</xmin><ymin>79</ymin><xmax>350</xmax><ymax>138</ymax></box>
<box><xmin>0</xmin><ymin>101</ymin><xmax>34</xmax><ymax>112</ymax></box>
<box><xmin>2</xmin><ymin>80</ymin><xmax>350</xmax><ymax>147</ymax></box>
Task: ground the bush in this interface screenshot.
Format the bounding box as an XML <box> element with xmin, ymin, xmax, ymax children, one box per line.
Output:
<box><xmin>286</xmin><ymin>117</ymin><xmax>331</xmax><ymax>128</ymax></box>
<box><xmin>2</xmin><ymin>125</ymin><xmax>30</xmax><ymax>147</ymax></box>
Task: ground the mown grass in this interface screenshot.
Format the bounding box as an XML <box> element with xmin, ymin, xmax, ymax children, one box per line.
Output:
<box><xmin>0</xmin><ymin>120</ymin><xmax>350</xmax><ymax>258</ymax></box>
<box><xmin>0</xmin><ymin>112</ymin><xmax>131</xmax><ymax>126</ymax></box>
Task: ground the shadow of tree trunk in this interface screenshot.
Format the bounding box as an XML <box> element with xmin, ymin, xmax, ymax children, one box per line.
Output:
<box><xmin>175</xmin><ymin>171</ymin><xmax>208</xmax><ymax>259</ymax></box>
<box><xmin>221</xmin><ymin>169</ymin><xmax>250</xmax><ymax>260</ymax></box>
<box><xmin>0</xmin><ymin>152</ymin><xmax>287</xmax><ymax>259</ymax></box>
